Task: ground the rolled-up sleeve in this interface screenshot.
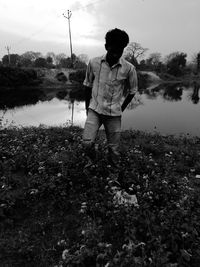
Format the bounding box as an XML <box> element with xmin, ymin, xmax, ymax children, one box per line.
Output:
<box><xmin>128</xmin><ymin>65</ymin><xmax>138</xmax><ymax>95</ymax></box>
<box><xmin>83</xmin><ymin>60</ymin><xmax>94</xmax><ymax>88</ymax></box>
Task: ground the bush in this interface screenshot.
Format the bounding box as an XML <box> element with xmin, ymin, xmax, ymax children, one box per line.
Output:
<box><xmin>0</xmin><ymin>89</ymin><xmax>45</xmax><ymax>108</ymax></box>
<box><xmin>0</xmin><ymin>66</ymin><xmax>40</xmax><ymax>87</ymax></box>
<box><xmin>69</xmin><ymin>69</ymin><xmax>86</xmax><ymax>84</ymax></box>
<box><xmin>137</xmin><ymin>72</ymin><xmax>149</xmax><ymax>89</ymax></box>
<box><xmin>55</xmin><ymin>72</ymin><xmax>68</xmax><ymax>82</ymax></box>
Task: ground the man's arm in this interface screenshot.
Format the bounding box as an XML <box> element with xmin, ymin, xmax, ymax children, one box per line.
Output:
<box><xmin>83</xmin><ymin>59</ymin><xmax>94</xmax><ymax>115</ymax></box>
<box><xmin>121</xmin><ymin>94</ymin><xmax>135</xmax><ymax>112</ymax></box>
<box><xmin>84</xmin><ymin>86</ymin><xmax>92</xmax><ymax>115</ymax></box>
<box><xmin>121</xmin><ymin>64</ymin><xmax>138</xmax><ymax>112</ymax></box>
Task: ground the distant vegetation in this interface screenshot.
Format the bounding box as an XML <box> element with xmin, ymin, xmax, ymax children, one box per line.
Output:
<box><xmin>0</xmin><ymin>51</ymin><xmax>87</xmax><ymax>70</ymax></box>
<box><xmin>0</xmin><ymin>42</ymin><xmax>200</xmax><ymax>93</ymax></box>
<box><xmin>0</xmin><ymin>42</ymin><xmax>200</xmax><ymax>78</ymax></box>
<box><xmin>0</xmin><ymin>67</ymin><xmax>42</xmax><ymax>88</ymax></box>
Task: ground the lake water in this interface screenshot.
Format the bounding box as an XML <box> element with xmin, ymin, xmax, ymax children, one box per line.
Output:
<box><xmin>0</xmin><ymin>83</ymin><xmax>200</xmax><ymax>137</ymax></box>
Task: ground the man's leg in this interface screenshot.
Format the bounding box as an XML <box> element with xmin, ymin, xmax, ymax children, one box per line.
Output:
<box><xmin>82</xmin><ymin>109</ymin><xmax>102</xmax><ymax>164</ymax></box>
<box><xmin>103</xmin><ymin>115</ymin><xmax>121</xmax><ymax>168</ymax></box>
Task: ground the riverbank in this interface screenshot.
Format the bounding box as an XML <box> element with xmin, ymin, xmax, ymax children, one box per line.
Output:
<box><xmin>159</xmin><ymin>72</ymin><xmax>200</xmax><ymax>85</ymax></box>
<box><xmin>1</xmin><ymin>66</ymin><xmax>199</xmax><ymax>92</ymax></box>
<box><xmin>0</xmin><ymin>66</ymin><xmax>158</xmax><ymax>108</ymax></box>
<box><xmin>0</xmin><ymin>66</ymin><xmax>162</xmax><ymax>91</ymax></box>
<box><xmin>0</xmin><ymin>66</ymin><xmax>76</xmax><ymax>91</ymax></box>
<box><xmin>0</xmin><ymin>126</ymin><xmax>200</xmax><ymax>266</ymax></box>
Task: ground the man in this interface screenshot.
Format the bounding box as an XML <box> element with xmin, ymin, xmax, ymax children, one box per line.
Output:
<box><xmin>83</xmin><ymin>28</ymin><xmax>138</xmax><ymax>168</ymax></box>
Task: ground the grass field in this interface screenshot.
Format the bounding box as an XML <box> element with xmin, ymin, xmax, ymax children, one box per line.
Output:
<box><xmin>0</xmin><ymin>126</ymin><xmax>200</xmax><ymax>266</ymax></box>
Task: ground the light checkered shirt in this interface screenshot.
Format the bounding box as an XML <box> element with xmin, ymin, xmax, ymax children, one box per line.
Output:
<box><xmin>83</xmin><ymin>55</ymin><xmax>138</xmax><ymax>116</ymax></box>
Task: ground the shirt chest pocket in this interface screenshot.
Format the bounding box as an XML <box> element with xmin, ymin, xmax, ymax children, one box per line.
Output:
<box><xmin>110</xmin><ymin>78</ymin><xmax>125</xmax><ymax>87</ymax></box>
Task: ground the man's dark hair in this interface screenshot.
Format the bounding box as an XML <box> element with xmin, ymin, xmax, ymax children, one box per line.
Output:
<box><xmin>105</xmin><ymin>28</ymin><xmax>129</xmax><ymax>48</ymax></box>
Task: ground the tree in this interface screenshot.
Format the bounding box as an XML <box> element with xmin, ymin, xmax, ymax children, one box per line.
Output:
<box><xmin>166</xmin><ymin>52</ymin><xmax>187</xmax><ymax>76</ymax></box>
<box><xmin>21</xmin><ymin>51</ymin><xmax>42</xmax><ymax>62</ymax></box>
<box><xmin>46</xmin><ymin>52</ymin><xmax>56</xmax><ymax>64</ymax></box>
<box><xmin>74</xmin><ymin>60</ymin><xmax>87</xmax><ymax>70</ymax></box>
<box><xmin>139</xmin><ymin>59</ymin><xmax>146</xmax><ymax>70</ymax></box>
<box><xmin>19</xmin><ymin>51</ymin><xmax>43</xmax><ymax>67</ymax></box>
<box><xmin>145</xmin><ymin>52</ymin><xmax>163</xmax><ymax>72</ymax></box>
<box><xmin>59</xmin><ymin>57</ymin><xmax>72</xmax><ymax>68</ymax></box>
<box><xmin>71</xmin><ymin>53</ymin><xmax>77</xmax><ymax>63</ymax></box>
<box><xmin>190</xmin><ymin>53</ymin><xmax>200</xmax><ymax>73</ymax></box>
<box><xmin>148</xmin><ymin>53</ymin><xmax>162</xmax><ymax>66</ymax></box>
<box><xmin>55</xmin><ymin>53</ymin><xmax>67</xmax><ymax>66</ymax></box>
<box><xmin>46</xmin><ymin>56</ymin><xmax>53</xmax><ymax>65</ymax></box>
<box><xmin>56</xmin><ymin>53</ymin><xmax>77</xmax><ymax>68</ymax></box>
<box><xmin>34</xmin><ymin>57</ymin><xmax>47</xmax><ymax>68</ymax></box>
<box><xmin>124</xmin><ymin>42</ymin><xmax>148</xmax><ymax>68</ymax></box>
<box><xmin>77</xmin><ymin>54</ymin><xmax>89</xmax><ymax>64</ymax></box>
<box><xmin>73</xmin><ymin>54</ymin><xmax>88</xmax><ymax>69</ymax></box>
<box><xmin>19</xmin><ymin>57</ymin><xmax>32</xmax><ymax>67</ymax></box>
<box><xmin>2</xmin><ymin>55</ymin><xmax>9</xmax><ymax>65</ymax></box>
<box><xmin>2</xmin><ymin>54</ymin><xmax>20</xmax><ymax>66</ymax></box>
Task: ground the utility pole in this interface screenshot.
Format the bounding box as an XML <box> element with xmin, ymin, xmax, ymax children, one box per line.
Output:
<box><xmin>5</xmin><ymin>46</ymin><xmax>11</xmax><ymax>65</ymax></box>
<box><xmin>63</xmin><ymin>10</ymin><xmax>73</xmax><ymax>68</ymax></box>
<box><xmin>71</xmin><ymin>99</ymin><xmax>74</xmax><ymax>126</ymax></box>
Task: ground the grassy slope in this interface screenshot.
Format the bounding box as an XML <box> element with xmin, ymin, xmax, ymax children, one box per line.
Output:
<box><xmin>0</xmin><ymin>126</ymin><xmax>200</xmax><ymax>266</ymax></box>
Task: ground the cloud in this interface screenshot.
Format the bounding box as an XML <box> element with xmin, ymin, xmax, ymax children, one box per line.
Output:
<box><xmin>70</xmin><ymin>1</ymin><xmax>83</xmax><ymax>12</ymax></box>
<box><xmin>0</xmin><ymin>0</ymin><xmax>200</xmax><ymax>60</ymax></box>
<box><xmin>70</xmin><ymin>0</ymin><xmax>99</xmax><ymax>13</ymax></box>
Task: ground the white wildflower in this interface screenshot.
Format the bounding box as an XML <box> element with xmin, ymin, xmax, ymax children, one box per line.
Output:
<box><xmin>62</xmin><ymin>249</ymin><xmax>69</xmax><ymax>260</ymax></box>
<box><xmin>113</xmin><ymin>190</ymin><xmax>139</xmax><ymax>207</ymax></box>
<box><xmin>30</xmin><ymin>189</ymin><xmax>39</xmax><ymax>195</ymax></box>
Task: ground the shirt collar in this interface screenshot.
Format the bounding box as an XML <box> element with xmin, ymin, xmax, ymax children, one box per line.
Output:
<box><xmin>101</xmin><ymin>55</ymin><xmax>123</xmax><ymax>67</ymax></box>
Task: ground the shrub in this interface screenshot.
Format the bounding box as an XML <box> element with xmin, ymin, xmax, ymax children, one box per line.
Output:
<box><xmin>69</xmin><ymin>69</ymin><xmax>86</xmax><ymax>84</ymax></box>
<box><xmin>0</xmin><ymin>66</ymin><xmax>40</xmax><ymax>87</ymax></box>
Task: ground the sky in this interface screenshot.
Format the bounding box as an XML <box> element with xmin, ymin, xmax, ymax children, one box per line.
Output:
<box><xmin>0</xmin><ymin>0</ymin><xmax>200</xmax><ymax>61</ymax></box>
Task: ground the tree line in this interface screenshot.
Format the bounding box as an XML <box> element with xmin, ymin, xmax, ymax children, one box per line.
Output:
<box><xmin>0</xmin><ymin>51</ymin><xmax>88</xmax><ymax>70</ymax></box>
<box><xmin>123</xmin><ymin>42</ymin><xmax>200</xmax><ymax>77</ymax></box>
<box><xmin>1</xmin><ymin>42</ymin><xmax>200</xmax><ymax>77</ymax></box>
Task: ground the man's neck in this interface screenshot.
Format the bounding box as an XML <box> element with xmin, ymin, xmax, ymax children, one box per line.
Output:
<box><xmin>106</xmin><ymin>55</ymin><xmax>119</xmax><ymax>68</ymax></box>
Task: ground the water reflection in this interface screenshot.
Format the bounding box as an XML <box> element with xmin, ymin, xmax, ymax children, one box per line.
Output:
<box><xmin>190</xmin><ymin>81</ymin><xmax>200</xmax><ymax>104</ymax></box>
<box><xmin>163</xmin><ymin>85</ymin><xmax>183</xmax><ymax>101</ymax></box>
<box><xmin>0</xmin><ymin>82</ymin><xmax>200</xmax><ymax>136</ymax></box>
<box><xmin>0</xmin><ymin>89</ymin><xmax>45</xmax><ymax>109</ymax></box>
<box><xmin>0</xmin><ymin>98</ymin><xmax>86</xmax><ymax>127</ymax></box>
<box><xmin>143</xmin><ymin>83</ymin><xmax>183</xmax><ymax>101</ymax></box>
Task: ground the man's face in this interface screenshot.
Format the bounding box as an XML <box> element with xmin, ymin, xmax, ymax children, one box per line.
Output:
<box><xmin>105</xmin><ymin>44</ymin><xmax>124</xmax><ymax>64</ymax></box>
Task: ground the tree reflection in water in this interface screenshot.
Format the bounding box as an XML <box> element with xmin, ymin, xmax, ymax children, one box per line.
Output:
<box><xmin>163</xmin><ymin>84</ymin><xmax>183</xmax><ymax>101</ymax></box>
<box><xmin>1</xmin><ymin>82</ymin><xmax>199</xmax><ymax>135</ymax></box>
<box><xmin>144</xmin><ymin>83</ymin><xmax>184</xmax><ymax>102</ymax></box>
<box><xmin>0</xmin><ymin>89</ymin><xmax>45</xmax><ymax>109</ymax></box>
<box><xmin>190</xmin><ymin>81</ymin><xmax>200</xmax><ymax>104</ymax></box>
<box><xmin>125</xmin><ymin>81</ymin><xmax>200</xmax><ymax>111</ymax></box>
<box><xmin>143</xmin><ymin>82</ymin><xmax>200</xmax><ymax>104</ymax></box>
